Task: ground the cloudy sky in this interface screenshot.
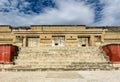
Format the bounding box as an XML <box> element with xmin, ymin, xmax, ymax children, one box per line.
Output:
<box><xmin>0</xmin><ymin>0</ymin><xmax>120</xmax><ymax>26</ymax></box>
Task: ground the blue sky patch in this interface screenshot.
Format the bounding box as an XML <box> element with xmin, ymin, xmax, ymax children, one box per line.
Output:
<box><xmin>0</xmin><ymin>0</ymin><xmax>119</xmax><ymax>26</ymax></box>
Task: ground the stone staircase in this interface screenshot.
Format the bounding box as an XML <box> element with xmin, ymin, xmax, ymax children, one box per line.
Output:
<box><xmin>6</xmin><ymin>47</ymin><xmax>113</xmax><ymax>71</ymax></box>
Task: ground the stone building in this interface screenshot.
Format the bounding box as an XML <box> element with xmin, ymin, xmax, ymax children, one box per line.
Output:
<box><xmin>0</xmin><ymin>25</ymin><xmax>120</xmax><ymax>71</ymax></box>
<box><xmin>0</xmin><ymin>25</ymin><xmax>120</xmax><ymax>47</ymax></box>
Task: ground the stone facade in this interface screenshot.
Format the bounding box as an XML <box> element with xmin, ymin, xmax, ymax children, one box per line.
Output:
<box><xmin>1</xmin><ymin>25</ymin><xmax>120</xmax><ymax>71</ymax></box>
<box><xmin>0</xmin><ymin>25</ymin><xmax>120</xmax><ymax>47</ymax></box>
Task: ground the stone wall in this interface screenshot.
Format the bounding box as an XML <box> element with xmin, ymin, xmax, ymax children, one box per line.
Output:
<box><xmin>0</xmin><ymin>25</ymin><xmax>119</xmax><ymax>47</ymax></box>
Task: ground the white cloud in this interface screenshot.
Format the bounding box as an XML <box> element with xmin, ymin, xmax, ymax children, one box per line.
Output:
<box><xmin>0</xmin><ymin>0</ymin><xmax>9</xmax><ymax>6</ymax></box>
<box><xmin>1</xmin><ymin>0</ymin><xmax>120</xmax><ymax>26</ymax></box>
<box><xmin>0</xmin><ymin>0</ymin><xmax>95</xmax><ymax>26</ymax></box>
<box><xmin>0</xmin><ymin>0</ymin><xmax>30</xmax><ymax>12</ymax></box>
<box><xmin>97</xmin><ymin>0</ymin><xmax>120</xmax><ymax>26</ymax></box>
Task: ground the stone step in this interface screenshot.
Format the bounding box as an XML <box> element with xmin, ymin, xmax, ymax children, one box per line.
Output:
<box><xmin>18</xmin><ymin>53</ymin><xmax>104</xmax><ymax>57</ymax></box>
<box><xmin>12</xmin><ymin>46</ymin><xmax>109</xmax><ymax>71</ymax></box>
<box><xmin>17</xmin><ymin>55</ymin><xmax>104</xmax><ymax>58</ymax></box>
<box><xmin>13</xmin><ymin>64</ymin><xmax>69</xmax><ymax>69</ymax></box>
<box><xmin>16</xmin><ymin>58</ymin><xmax>106</xmax><ymax>62</ymax></box>
<box><xmin>22</xmin><ymin>47</ymin><xmax>99</xmax><ymax>49</ymax></box>
<box><xmin>67</xmin><ymin>62</ymin><xmax>113</xmax><ymax>69</ymax></box>
<box><xmin>19</xmin><ymin>51</ymin><xmax>101</xmax><ymax>54</ymax></box>
<box><xmin>20</xmin><ymin>47</ymin><xmax>100</xmax><ymax>53</ymax></box>
<box><xmin>18</xmin><ymin>55</ymin><xmax>103</xmax><ymax>57</ymax></box>
<box><xmin>14</xmin><ymin>62</ymin><xmax>111</xmax><ymax>66</ymax></box>
<box><xmin>15</xmin><ymin>60</ymin><xmax>107</xmax><ymax>65</ymax></box>
<box><xmin>8</xmin><ymin>62</ymin><xmax>113</xmax><ymax>71</ymax></box>
<box><xmin>15</xmin><ymin>56</ymin><xmax>106</xmax><ymax>60</ymax></box>
<box><xmin>15</xmin><ymin>58</ymin><xmax>106</xmax><ymax>62</ymax></box>
<box><xmin>17</xmin><ymin>55</ymin><xmax>103</xmax><ymax>59</ymax></box>
<box><xmin>19</xmin><ymin>51</ymin><xmax>102</xmax><ymax>55</ymax></box>
<box><xmin>14</xmin><ymin>63</ymin><xmax>72</xmax><ymax>67</ymax></box>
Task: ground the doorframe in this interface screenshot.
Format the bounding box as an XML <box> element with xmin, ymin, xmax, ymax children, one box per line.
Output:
<box><xmin>52</xmin><ymin>35</ymin><xmax>65</xmax><ymax>47</ymax></box>
<box><xmin>78</xmin><ymin>36</ymin><xmax>90</xmax><ymax>47</ymax></box>
<box><xmin>26</xmin><ymin>36</ymin><xmax>40</xmax><ymax>47</ymax></box>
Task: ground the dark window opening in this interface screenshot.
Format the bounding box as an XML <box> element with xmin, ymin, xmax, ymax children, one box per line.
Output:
<box><xmin>55</xmin><ymin>43</ymin><xmax>58</xmax><ymax>46</ymax></box>
<box><xmin>82</xmin><ymin>44</ymin><xmax>86</xmax><ymax>47</ymax></box>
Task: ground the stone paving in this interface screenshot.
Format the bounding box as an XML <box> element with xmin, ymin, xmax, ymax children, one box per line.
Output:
<box><xmin>0</xmin><ymin>71</ymin><xmax>120</xmax><ymax>82</ymax></box>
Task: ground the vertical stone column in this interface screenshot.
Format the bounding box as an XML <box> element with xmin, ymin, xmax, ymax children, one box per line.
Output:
<box><xmin>23</xmin><ymin>36</ymin><xmax>27</xmax><ymax>47</ymax></box>
<box><xmin>101</xmin><ymin>31</ymin><xmax>105</xmax><ymax>44</ymax></box>
<box><xmin>90</xmin><ymin>35</ymin><xmax>95</xmax><ymax>46</ymax></box>
<box><xmin>13</xmin><ymin>36</ymin><xmax>16</xmax><ymax>45</ymax></box>
<box><xmin>101</xmin><ymin>35</ymin><xmax>104</xmax><ymax>43</ymax></box>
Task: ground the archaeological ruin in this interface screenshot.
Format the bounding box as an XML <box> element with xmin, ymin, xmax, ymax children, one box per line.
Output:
<box><xmin>0</xmin><ymin>25</ymin><xmax>120</xmax><ymax>71</ymax></box>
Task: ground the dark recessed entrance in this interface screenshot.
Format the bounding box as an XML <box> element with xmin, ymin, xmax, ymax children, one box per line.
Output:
<box><xmin>78</xmin><ymin>36</ymin><xmax>90</xmax><ymax>47</ymax></box>
<box><xmin>52</xmin><ymin>36</ymin><xmax>65</xmax><ymax>47</ymax></box>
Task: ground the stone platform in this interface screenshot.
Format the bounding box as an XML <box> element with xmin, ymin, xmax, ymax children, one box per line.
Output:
<box><xmin>0</xmin><ymin>47</ymin><xmax>114</xmax><ymax>71</ymax></box>
<box><xmin>0</xmin><ymin>71</ymin><xmax>120</xmax><ymax>82</ymax></box>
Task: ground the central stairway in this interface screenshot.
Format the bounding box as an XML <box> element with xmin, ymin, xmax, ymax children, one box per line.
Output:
<box><xmin>8</xmin><ymin>47</ymin><xmax>113</xmax><ymax>71</ymax></box>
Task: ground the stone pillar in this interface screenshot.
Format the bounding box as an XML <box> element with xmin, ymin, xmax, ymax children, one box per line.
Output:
<box><xmin>101</xmin><ymin>35</ymin><xmax>104</xmax><ymax>44</ymax></box>
<box><xmin>90</xmin><ymin>35</ymin><xmax>95</xmax><ymax>46</ymax></box>
<box><xmin>23</xmin><ymin>36</ymin><xmax>27</xmax><ymax>47</ymax></box>
<box><xmin>13</xmin><ymin>36</ymin><xmax>16</xmax><ymax>45</ymax></box>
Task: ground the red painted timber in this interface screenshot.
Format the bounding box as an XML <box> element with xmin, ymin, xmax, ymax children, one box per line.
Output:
<box><xmin>0</xmin><ymin>44</ymin><xmax>18</xmax><ymax>63</ymax></box>
<box><xmin>102</xmin><ymin>44</ymin><xmax>120</xmax><ymax>62</ymax></box>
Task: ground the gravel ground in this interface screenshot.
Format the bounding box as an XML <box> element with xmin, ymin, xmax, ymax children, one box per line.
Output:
<box><xmin>0</xmin><ymin>71</ymin><xmax>120</xmax><ymax>82</ymax></box>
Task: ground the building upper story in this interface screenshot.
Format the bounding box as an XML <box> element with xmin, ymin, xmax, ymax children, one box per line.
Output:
<box><xmin>0</xmin><ymin>25</ymin><xmax>120</xmax><ymax>47</ymax></box>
